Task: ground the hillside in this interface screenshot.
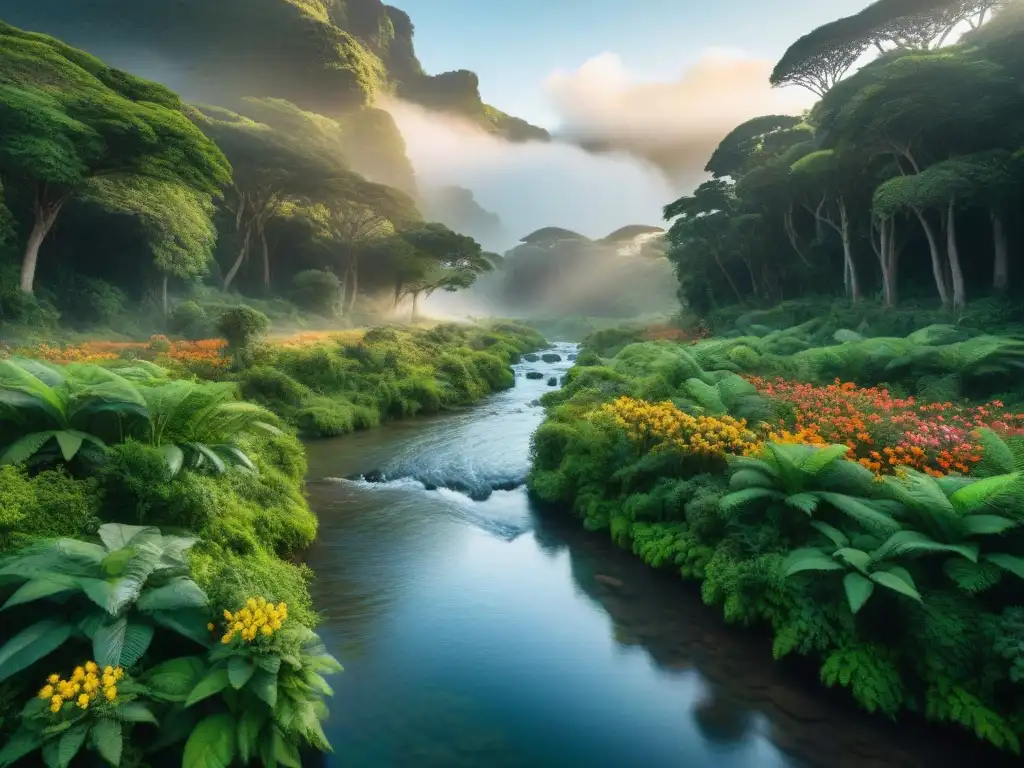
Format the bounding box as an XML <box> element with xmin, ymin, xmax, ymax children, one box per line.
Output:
<box><xmin>0</xmin><ymin>1</ymin><xmax>549</xmax><ymax>150</ymax></box>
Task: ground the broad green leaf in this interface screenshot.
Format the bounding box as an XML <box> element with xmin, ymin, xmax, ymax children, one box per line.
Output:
<box><xmin>270</xmin><ymin>727</ymin><xmax>302</xmax><ymax>768</ymax></box>
<box><xmin>81</xmin><ymin>577</ymin><xmax>145</xmax><ymax>616</ymax></box>
<box><xmin>185</xmin><ymin>667</ymin><xmax>231</xmax><ymax>708</ymax></box>
<box><xmin>250</xmin><ymin>667</ymin><xmax>279</xmax><ymax>709</ymax></box>
<box><xmin>118</xmin><ymin>702</ymin><xmax>159</xmax><ymax>725</ymax></box>
<box><xmin>183</xmin><ymin>713</ymin><xmax>237</xmax><ymax>768</ymax></box>
<box><xmin>100</xmin><ymin>549</ymin><xmax>136</xmax><ymax>579</ymax></box>
<box><xmin>834</xmin><ymin>547</ymin><xmax>873</xmax><ymax>575</ymax></box>
<box><xmin>949</xmin><ymin>472</ymin><xmax>1020</xmax><ymax>513</ymax></box>
<box><xmin>143</xmin><ymin>656</ymin><xmax>206</xmax><ymax>702</ymax></box>
<box><xmin>94</xmin><ymin>616</ymin><xmax>128</xmax><ymax>669</ymax></box>
<box><xmin>161</xmin><ymin>444</ymin><xmax>185</xmax><ymax>477</ymax></box>
<box><xmin>727</xmin><ymin>468</ymin><xmax>776</xmax><ymax>490</ymax></box>
<box><xmin>236</xmin><ymin>707</ymin><xmax>268</xmax><ymax>763</ymax></box>
<box><xmin>873</xmin><ymin>530</ymin><xmax>979</xmax><ymax>563</ymax></box>
<box><xmin>90</xmin><ymin>718</ymin><xmax>122</xmax><ymax>767</ymax></box>
<box><xmin>817</xmin><ymin>493</ymin><xmax>900</xmax><ymax>536</ymax></box>
<box><xmin>2</xmin><ymin>574</ymin><xmax>80</xmax><ymax>610</ymax></box>
<box><xmin>943</xmin><ymin>558</ymin><xmax>1003</xmax><ymax>594</ymax></box>
<box><xmin>0</xmin><ymin>727</ymin><xmax>45</xmax><ymax>767</ymax></box>
<box><xmin>136</xmin><ymin>578</ymin><xmax>208</xmax><ymax>613</ymax></box>
<box><xmin>193</xmin><ymin>444</ymin><xmax>226</xmax><ymax>474</ymax></box>
<box><xmin>1</xmin><ymin>431</ymin><xmax>56</xmax><ymax>465</ymax></box>
<box><xmin>842</xmin><ymin>572</ymin><xmax>875</xmax><ymax>614</ymax></box>
<box><xmin>783</xmin><ymin>548</ymin><xmax>843</xmax><ymax>577</ymax></box>
<box><xmin>983</xmin><ymin>553</ymin><xmax>1024</xmax><ymax>580</ymax></box>
<box><xmin>962</xmin><ymin>514</ymin><xmax>1018</xmax><ymax>536</ymax></box>
<box><xmin>149</xmin><ymin>608</ymin><xmax>214</xmax><ymax>646</ymax></box>
<box><xmin>99</xmin><ymin>524</ymin><xmax>160</xmax><ymax>553</ymax></box>
<box><xmin>809</xmin><ymin>521</ymin><xmax>849</xmax><ymax>549</ymax></box>
<box><xmin>228</xmin><ymin>656</ymin><xmax>255</xmax><ymax>690</ymax></box>
<box><xmin>54</xmin><ymin>430</ymin><xmax>84</xmax><ymax>462</ymax></box>
<box><xmin>214</xmin><ymin>444</ymin><xmax>257</xmax><ymax>474</ymax></box>
<box><xmin>870</xmin><ymin>570</ymin><xmax>922</xmax><ymax>602</ymax></box>
<box><xmin>0</xmin><ymin>618</ymin><xmax>74</xmax><ymax>684</ymax></box>
<box><xmin>55</xmin><ymin>722</ymin><xmax>89</xmax><ymax>768</ymax></box>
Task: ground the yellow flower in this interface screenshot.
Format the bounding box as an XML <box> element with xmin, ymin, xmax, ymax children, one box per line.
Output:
<box><xmin>38</xmin><ymin>685</ymin><xmax>54</xmax><ymax>700</ymax></box>
<box><xmin>71</xmin><ymin>667</ymin><xmax>85</xmax><ymax>681</ymax></box>
<box><xmin>103</xmin><ymin>666</ymin><xmax>114</xmax><ymax>677</ymax></box>
<box><xmin>49</xmin><ymin>697</ymin><xmax>63</xmax><ymax>714</ymax></box>
<box><xmin>113</xmin><ymin>668</ymin><xmax>124</xmax><ymax>681</ymax></box>
<box><xmin>102</xmin><ymin>674</ymin><xmax>116</xmax><ymax>687</ymax></box>
<box><xmin>207</xmin><ymin>623</ymin><xmax>215</xmax><ymax>631</ymax></box>
<box><xmin>261</xmin><ymin>624</ymin><xmax>273</xmax><ymax>636</ymax></box>
<box><xmin>221</xmin><ymin>633</ymin><xmax>234</xmax><ymax>644</ymax></box>
<box><xmin>223</xmin><ymin>609</ymin><xmax>233</xmax><ymax>621</ymax></box>
<box><xmin>104</xmin><ymin>687</ymin><xmax>117</xmax><ymax>702</ymax></box>
<box><xmin>85</xmin><ymin>661</ymin><xmax>98</xmax><ymax>674</ymax></box>
<box><xmin>77</xmin><ymin>694</ymin><xmax>90</xmax><ymax>709</ymax></box>
<box><xmin>47</xmin><ymin>673</ymin><xmax>60</xmax><ymax>684</ymax></box>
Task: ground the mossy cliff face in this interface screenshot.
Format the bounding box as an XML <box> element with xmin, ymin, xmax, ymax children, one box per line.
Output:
<box><xmin>0</xmin><ymin>0</ymin><xmax>549</xmax><ymax>144</ymax></box>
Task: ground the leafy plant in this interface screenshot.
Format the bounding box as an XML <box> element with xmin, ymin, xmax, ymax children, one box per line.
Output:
<box><xmin>0</xmin><ymin>524</ymin><xmax>210</xmax><ymax>681</ymax></box>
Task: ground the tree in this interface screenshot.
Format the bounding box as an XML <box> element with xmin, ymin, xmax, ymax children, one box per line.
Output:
<box><xmin>80</xmin><ymin>176</ymin><xmax>217</xmax><ymax>316</ymax></box>
<box><xmin>771</xmin><ymin>16</ymin><xmax>872</xmax><ymax>96</ymax></box>
<box><xmin>790</xmin><ymin>150</ymin><xmax>866</xmax><ymax>302</ymax></box>
<box><xmin>398</xmin><ymin>223</ymin><xmax>493</xmax><ymax>318</ymax></box>
<box><xmin>0</xmin><ymin>22</ymin><xmax>230</xmax><ymax>294</ymax></box>
<box><xmin>705</xmin><ymin>116</ymin><xmax>808</xmax><ymax>179</ymax></box>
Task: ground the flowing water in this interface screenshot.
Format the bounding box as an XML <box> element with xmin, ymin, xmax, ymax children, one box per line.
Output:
<box><xmin>303</xmin><ymin>344</ymin><xmax>1013</xmax><ymax>768</ymax></box>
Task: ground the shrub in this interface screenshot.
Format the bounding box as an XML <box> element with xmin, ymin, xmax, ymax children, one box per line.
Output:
<box><xmin>216</xmin><ymin>305</ymin><xmax>269</xmax><ymax>350</ymax></box>
<box><xmin>97</xmin><ymin>441</ymin><xmax>174</xmax><ymax>524</ymax></box>
<box><xmin>290</xmin><ymin>269</ymin><xmax>342</xmax><ymax>316</ymax></box>
<box><xmin>168</xmin><ymin>300</ymin><xmax>211</xmax><ymax>340</ymax></box>
<box><xmin>236</xmin><ymin>365</ymin><xmax>310</xmax><ymax>409</ymax></box>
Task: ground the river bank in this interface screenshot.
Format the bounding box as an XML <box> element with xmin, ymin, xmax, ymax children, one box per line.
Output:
<box><xmin>528</xmin><ymin>329</ymin><xmax>1024</xmax><ymax>755</ymax></box>
<box><xmin>298</xmin><ymin>343</ymin><xmax>1016</xmax><ymax>767</ymax></box>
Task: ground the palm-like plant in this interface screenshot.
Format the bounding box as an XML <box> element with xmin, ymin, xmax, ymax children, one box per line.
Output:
<box><xmin>877</xmin><ymin>467</ymin><xmax>1024</xmax><ymax>592</ymax></box>
<box><xmin>0</xmin><ymin>524</ymin><xmax>210</xmax><ymax>680</ymax></box>
<box><xmin>784</xmin><ymin>521</ymin><xmax>923</xmax><ymax>614</ymax></box>
<box><xmin>141</xmin><ymin>380</ymin><xmax>282</xmax><ymax>476</ymax></box>
<box><xmin>0</xmin><ymin>359</ymin><xmax>148</xmax><ymax>466</ymax></box>
<box><xmin>721</xmin><ymin>443</ymin><xmax>902</xmax><ymax>536</ymax></box>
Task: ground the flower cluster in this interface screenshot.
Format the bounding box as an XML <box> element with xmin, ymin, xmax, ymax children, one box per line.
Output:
<box><xmin>37</xmin><ymin>662</ymin><xmax>123</xmax><ymax>713</ymax></box>
<box><xmin>24</xmin><ymin>338</ymin><xmax>229</xmax><ymax>369</ymax></box>
<box><xmin>214</xmin><ymin>596</ymin><xmax>288</xmax><ymax>644</ymax></box>
<box><xmin>749</xmin><ymin>377</ymin><xmax>1024</xmax><ymax>477</ymax></box>
<box><xmin>598</xmin><ymin>396</ymin><xmax>759</xmax><ymax>458</ymax></box>
<box><xmin>640</xmin><ymin>323</ymin><xmax>709</xmax><ymax>345</ymax></box>
<box><xmin>269</xmin><ymin>330</ymin><xmax>366</xmax><ymax>349</ymax></box>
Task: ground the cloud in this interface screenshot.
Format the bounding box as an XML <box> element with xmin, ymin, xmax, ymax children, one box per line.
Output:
<box><xmin>543</xmin><ymin>49</ymin><xmax>815</xmax><ymax>187</ymax></box>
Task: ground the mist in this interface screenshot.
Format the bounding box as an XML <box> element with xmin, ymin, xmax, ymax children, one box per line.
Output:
<box><xmin>382</xmin><ymin>97</ymin><xmax>676</xmax><ymax>253</ymax></box>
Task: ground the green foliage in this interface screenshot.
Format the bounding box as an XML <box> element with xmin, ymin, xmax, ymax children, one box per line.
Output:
<box><xmin>216</xmin><ymin>306</ymin><xmax>269</xmax><ymax>351</ymax></box>
<box><xmin>533</xmin><ymin>330</ymin><xmax>1024</xmax><ymax>751</ymax></box>
<box><xmin>289</xmin><ymin>270</ymin><xmax>342</xmax><ymax>317</ymax></box>
<box><xmin>168</xmin><ymin>301</ymin><xmax>212</xmax><ymax>341</ymax></box>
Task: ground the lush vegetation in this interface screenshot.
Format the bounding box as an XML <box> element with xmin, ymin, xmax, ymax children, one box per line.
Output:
<box><xmin>0</xmin><ymin>19</ymin><xmax>505</xmax><ymax>345</ymax></box>
<box><xmin>663</xmin><ymin>0</ymin><xmax>1024</xmax><ymax>317</ymax></box>
<box><xmin>530</xmin><ymin>327</ymin><xmax>1024</xmax><ymax>751</ymax></box>
<box><xmin>0</xmin><ymin>348</ymin><xmax>339</xmax><ymax>766</ymax></box>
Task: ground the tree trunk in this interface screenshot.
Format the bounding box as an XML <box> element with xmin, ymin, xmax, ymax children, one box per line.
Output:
<box><xmin>783</xmin><ymin>206</ymin><xmax>812</xmax><ymax>267</ymax></box>
<box><xmin>875</xmin><ymin>217</ymin><xmax>898</xmax><ymax>307</ymax></box>
<box><xmin>945</xmin><ymin>200</ymin><xmax>965</xmax><ymax>310</ymax></box>
<box><xmin>259</xmin><ymin>220</ymin><xmax>270</xmax><ymax>292</ymax></box>
<box><xmin>992</xmin><ymin>211</ymin><xmax>1009</xmax><ymax>295</ymax></box>
<box><xmin>20</xmin><ymin>185</ymin><xmax>68</xmax><ymax>293</ymax></box>
<box><xmin>838</xmin><ymin>200</ymin><xmax>859</xmax><ymax>304</ymax></box>
<box><xmin>162</xmin><ymin>274</ymin><xmax>169</xmax><ymax>318</ymax></box>
<box><xmin>346</xmin><ymin>259</ymin><xmax>359</xmax><ymax>316</ymax></box>
<box><xmin>411</xmin><ymin>291</ymin><xmax>421</xmax><ymax>321</ymax></box>
<box><xmin>913</xmin><ymin>208</ymin><xmax>949</xmax><ymax>306</ymax></box>
<box><xmin>712</xmin><ymin>250</ymin><xmax>743</xmax><ymax>302</ymax></box>
<box><xmin>223</xmin><ymin>226</ymin><xmax>251</xmax><ymax>292</ymax></box>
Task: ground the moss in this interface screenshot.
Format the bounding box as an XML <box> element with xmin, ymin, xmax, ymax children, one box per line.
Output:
<box><xmin>0</xmin><ymin>467</ymin><xmax>102</xmax><ymax>549</ymax></box>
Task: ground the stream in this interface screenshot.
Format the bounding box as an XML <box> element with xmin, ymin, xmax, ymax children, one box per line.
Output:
<box><xmin>303</xmin><ymin>344</ymin><xmax>1013</xmax><ymax>768</ymax></box>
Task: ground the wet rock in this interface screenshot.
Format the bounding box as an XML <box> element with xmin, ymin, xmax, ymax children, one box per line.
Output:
<box><xmin>523</xmin><ymin>353</ymin><xmax>540</xmax><ymax>362</ymax></box>
<box><xmin>595</xmin><ymin>574</ymin><xmax>624</xmax><ymax>588</ymax></box>
<box><xmin>541</xmin><ymin>353</ymin><xmax>562</xmax><ymax>363</ymax></box>
<box><xmin>525</xmin><ymin>371</ymin><xmax>544</xmax><ymax>380</ymax></box>
<box><xmin>568</xmin><ymin>354</ymin><xmax>577</xmax><ymax>361</ymax></box>
<box><xmin>547</xmin><ymin>377</ymin><xmax>557</xmax><ymax>386</ymax></box>
<box><xmin>362</xmin><ymin>469</ymin><xmax>385</xmax><ymax>483</ymax></box>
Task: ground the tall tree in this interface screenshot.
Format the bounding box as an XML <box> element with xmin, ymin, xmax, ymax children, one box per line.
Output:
<box><xmin>398</xmin><ymin>223</ymin><xmax>494</xmax><ymax>318</ymax></box>
<box><xmin>0</xmin><ymin>22</ymin><xmax>230</xmax><ymax>294</ymax></box>
<box><xmin>81</xmin><ymin>176</ymin><xmax>218</xmax><ymax>316</ymax></box>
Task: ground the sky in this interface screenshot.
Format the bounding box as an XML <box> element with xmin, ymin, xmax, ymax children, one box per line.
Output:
<box><xmin>393</xmin><ymin>0</ymin><xmax>870</xmax><ymax>130</ymax></box>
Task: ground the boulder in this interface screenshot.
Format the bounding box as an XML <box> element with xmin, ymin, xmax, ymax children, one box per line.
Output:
<box><xmin>541</xmin><ymin>353</ymin><xmax>562</xmax><ymax>363</ymax></box>
<box><xmin>523</xmin><ymin>353</ymin><xmax>540</xmax><ymax>362</ymax></box>
<box><xmin>525</xmin><ymin>371</ymin><xmax>544</xmax><ymax>380</ymax></box>
<box><xmin>547</xmin><ymin>377</ymin><xmax>557</xmax><ymax>386</ymax></box>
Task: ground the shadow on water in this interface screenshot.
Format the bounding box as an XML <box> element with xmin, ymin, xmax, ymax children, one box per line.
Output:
<box><xmin>300</xmin><ymin>343</ymin><xmax>1017</xmax><ymax>768</ymax></box>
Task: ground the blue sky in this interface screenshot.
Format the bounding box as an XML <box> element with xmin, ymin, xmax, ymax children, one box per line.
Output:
<box><xmin>395</xmin><ymin>0</ymin><xmax>870</xmax><ymax>128</ymax></box>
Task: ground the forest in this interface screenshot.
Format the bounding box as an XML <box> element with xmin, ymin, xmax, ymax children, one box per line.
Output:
<box><xmin>663</xmin><ymin>0</ymin><xmax>1024</xmax><ymax>319</ymax></box>
<box><xmin>529</xmin><ymin>0</ymin><xmax>1024</xmax><ymax>757</ymax></box>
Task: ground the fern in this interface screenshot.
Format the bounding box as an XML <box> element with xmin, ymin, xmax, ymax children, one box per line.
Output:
<box><xmin>820</xmin><ymin>644</ymin><xmax>906</xmax><ymax>717</ymax></box>
<box><xmin>924</xmin><ymin>679</ymin><xmax>1020</xmax><ymax>753</ymax></box>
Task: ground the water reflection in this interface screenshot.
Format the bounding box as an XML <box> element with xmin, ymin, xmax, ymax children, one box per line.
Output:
<box><xmin>300</xmin><ymin>344</ymin><xmax>1016</xmax><ymax>768</ymax></box>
